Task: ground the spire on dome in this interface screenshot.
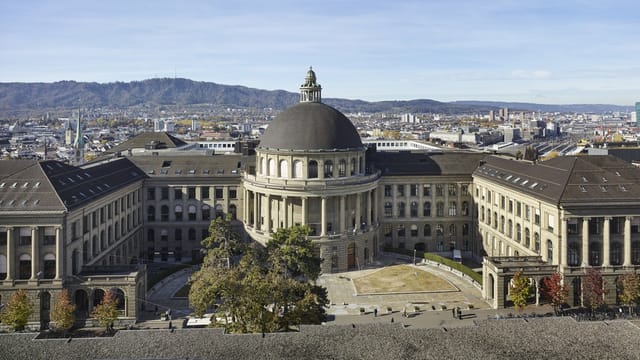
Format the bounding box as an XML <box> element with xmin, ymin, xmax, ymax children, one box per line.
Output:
<box><xmin>300</xmin><ymin>66</ymin><xmax>322</xmax><ymax>103</ymax></box>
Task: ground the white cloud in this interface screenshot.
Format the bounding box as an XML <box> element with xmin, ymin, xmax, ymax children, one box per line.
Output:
<box><xmin>510</xmin><ymin>70</ymin><xmax>552</xmax><ymax>79</ymax></box>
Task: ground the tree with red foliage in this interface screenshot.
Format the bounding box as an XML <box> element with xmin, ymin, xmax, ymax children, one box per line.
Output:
<box><xmin>541</xmin><ymin>272</ymin><xmax>568</xmax><ymax>315</ymax></box>
<box><xmin>582</xmin><ymin>268</ymin><xmax>607</xmax><ymax>311</ymax></box>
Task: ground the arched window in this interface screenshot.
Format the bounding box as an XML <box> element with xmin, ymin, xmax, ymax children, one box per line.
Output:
<box><xmin>19</xmin><ymin>254</ymin><xmax>31</xmax><ymax>279</ymax></box>
<box><xmin>268</xmin><ymin>158</ymin><xmax>276</xmax><ymax>176</ymax></box>
<box><xmin>461</xmin><ymin>201</ymin><xmax>469</xmax><ymax>216</ymax></box>
<box><xmin>500</xmin><ymin>216</ymin><xmax>505</xmax><ymax>233</ymax></box>
<box><xmin>338</xmin><ymin>159</ymin><xmax>347</xmax><ymax>177</ymax></box>
<box><xmin>308</xmin><ymin>160</ymin><xmax>318</xmax><ymax>178</ymax></box>
<box><xmin>525</xmin><ymin>228</ymin><xmax>531</xmax><ymax>247</ymax></box>
<box><xmin>493</xmin><ymin>212</ymin><xmax>498</xmax><ymax>229</ymax></box>
<box><xmin>279</xmin><ymin>160</ymin><xmax>288</xmax><ymax>178</ymax></box>
<box><xmin>324</xmin><ymin>160</ymin><xmax>333</xmax><ymax>178</ymax></box>
<box><xmin>202</xmin><ymin>205</ymin><xmax>210</xmax><ymax>221</ymax></box>
<box><xmin>147</xmin><ymin>205</ymin><xmax>155</xmax><ymax>221</ymax></box>
<box><xmin>410</xmin><ymin>202</ymin><xmax>418</xmax><ymax>217</ymax></box>
<box><xmin>423</xmin><ymin>202</ymin><xmax>431</xmax><ymax>217</ymax></box>
<box><xmin>534</xmin><ymin>232</ymin><xmax>540</xmax><ymax>252</ymax></box>
<box><xmin>423</xmin><ymin>224</ymin><xmax>431</xmax><ymax>236</ymax></box>
<box><xmin>486</xmin><ymin>210</ymin><xmax>491</xmax><ymax>225</ymax></box>
<box><xmin>384</xmin><ymin>202</ymin><xmax>392</xmax><ymax>217</ymax></box>
<box><xmin>436</xmin><ymin>202</ymin><xmax>445</xmax><ymax>217</ymax></box>
<box><xmin>292</xmin><ymin>160</ymin><xmax>302</xmax><ymax>178</ymax></box>
<box><xmin>448</xmin><ymin>224</ymin><xmax>456</xmax><ymax>236</ymax></box>
<box><xmin>147</xmin><ymin>229</ymin><xmax>155</xmax><ymax>242</ymax></box>
<box><xmin>100</xmin><ymin>230</ymin><xmax>105</xmax><ymax>250</ymax></box>
<box><xmin>611</xmin><ymin>242</ymin><xmax>622</xmax><ymax>265</ymax></box>
<box><xmin>435</xmin><ymin>224</ymin><xmax>444</xmax><ymax>237</ymax></box>
<box><xmin>188</xmin><ymin>205</ymin><xmax>197</xmax><ymax>221</ymax></box>
<box><xmin>516</xmin><ymin>224</ymin><xmax>521</xmax><ymax>243</ymax></box>
<box><xmin>43</xmin><ymin>253</ymin><xmax>56</xmax><ymax>279</ymax></box>
<box><xmin>589</xmin><ymin>242</ymin><xmax>601</xmax><ymax>266</ymax></box>
<box><xmin>160</xmin><ymin>205</ymin><xmax>169</xmax><ymax>222</ymax></box>
<box><xmin>175</xmin><ymin>229</ymin><xmax>182</xmax><ymax>241</ymax></box>
<box><xmin>547</xmin><ymin>240</ymin><xmax>553</xmax><ymax>263</ymax></box>
<box><xmin>410</xmin><ymin>224</ymin><xmax>418</xmax><ymax>237</ymax></box>
<box><xmin>0</xmin><ymin>255</ymin><xmax>6</xmax><ymax>280</ymax></box>
<box><xmin>507</xmin><ymin>219</ymin><xmax>513</xmax><ymax>237</ymax></box>
<box><xmin>480</xmin><ymin>206</ymin><xmax>485</xmax><ymax>221</ymax></box>
<box><xmin>462</xmin><ymin>223</ymin><xmax>469</xmax><ymax>236</ymax></box>
<box><xmin>174</xmin><ymin>205</ymin><xmax>183</xmax><ymax>221</ymax></box>
<box><xmin>359</xmin><ymin>157</ymin><xmax>363</xmax><ymax>174</ymax></box>
<box><xmin>350</xmin><ymin>158</ymin><xmax>357</xmax><ymax>175</ymax></box>
<box><xmin>398</xmin><ymin>202</ymin><xmax>406</xmax><ymax>217</ymax></box>
<box><xmin>449</xmin><ymin>202</ymin><xmax>457</xmax><ymax>216</ymax></box>
<box><xmin>260</xmin><ymin>157</ymin><xmax>266</xmax><ymax>175</ymax></box>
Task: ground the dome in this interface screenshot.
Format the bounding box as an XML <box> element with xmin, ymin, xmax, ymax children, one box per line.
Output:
<box><xmin>258</xmin><ymin>102</ymin><xmax>364</xmax><ymax>151</ymax></box>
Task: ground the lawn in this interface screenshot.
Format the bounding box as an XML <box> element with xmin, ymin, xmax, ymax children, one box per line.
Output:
<box><xmin>352</xmin><ymin>265</ymin><xmax>457</xmax><ymax>294</ymax></box>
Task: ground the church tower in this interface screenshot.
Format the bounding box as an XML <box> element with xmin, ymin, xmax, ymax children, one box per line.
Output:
<box><xmin>73</xmin><ymin>109</ymin><xmax>85</xmax><ymax>165</ymax></box>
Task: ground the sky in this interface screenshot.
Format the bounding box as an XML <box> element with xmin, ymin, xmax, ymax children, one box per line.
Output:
<box><xmin>1</xmin><ymin>0</ymin><xmax>639</xmax><ymax>105</ymax></box>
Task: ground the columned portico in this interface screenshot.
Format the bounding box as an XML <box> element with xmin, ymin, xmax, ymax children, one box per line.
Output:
<box><xmin>581</xmin><ymin>217</ymin><xmax>590</xmax><ymax>267</ymax></box>
<box><xmin>624</xmin><ymin>216</ymin><xmax>632</xmax><ymax>266</ymax></box>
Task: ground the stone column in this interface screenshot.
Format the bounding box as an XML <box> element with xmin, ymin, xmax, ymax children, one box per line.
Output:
<box><xmin>366</xmin><ymin>190</ymin><xmax>372</xmax><ymax>226</ymax></box>
<box><xmin>6</xmin><ymin>227</ymin><xmax>13</xmax><ymax>280</ymax></box>
<box><xmin>355</xmin><ymin>193</ymin><xmax>361</xmax><ymax>231</ymax></box>
<box><xmin>339</xmin><ymin>195</ymin><xmax>346</xmax><ymax>233</ymax></box>
<box><xmin>372</xmin><ymin>189</ymin><xmax>378</xmax><ymax>224</ymax></box>
<box><xmin>624</xmin><ymin>216</ymin><xmax>632</xmax><ymax>266</ymax></box>
<box><xmin>582</xmin><ymin>217</ymin><xmax>590</xmax><ymax>266</ymax></box>
<box><xmin>55</xmin><ymin>226</ymin><xmax>63</xmax><ymax>280</ymax></box>
<box><xmin>560</xmin><ymin>218</ymin><xmax>568</xmax><ymax>267</ymax></box>
<box><xmin>31</xmin><ymin>227</ymin><xmax>39</xmax><ymax>280</ymax></box>
<box><xmin>283</xmin><ymin>196</ymin><xmax>289</xmax><ymax>228</ymax></box>
<box><xmin>603</xmin><ymin>217</ymin><xmax>610</xmax><ymax>267</ymax></box>
<box><xmin>265</xmin><ymin>195</ymin><xmax>271</xmax><ymax>233</ymax></box>
<box><xmin>253</xmin><ymin>191</ymin><xmax>258</xmax><ymax>228</ymax></box>
<box><xmin>321</xmin><ymin>197</ymin><xmax>327</xmax><ymax>236</ymax></box>
<box><xmin>302</xmin><ymin>197</ymin><xmax>308</xmax><ymax>225</ymax></box>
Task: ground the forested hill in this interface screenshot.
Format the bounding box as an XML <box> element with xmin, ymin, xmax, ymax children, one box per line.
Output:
<box><xmin>0</xmin><ymin>78</ymin><xmax>631</xmax><ymax>117</ymax></box>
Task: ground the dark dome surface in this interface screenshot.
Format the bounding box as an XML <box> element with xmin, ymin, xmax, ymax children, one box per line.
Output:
<box><xmin>259</xmin><ymin>102</ymin><xmax>363</xmax><ymax>151</ymax></box>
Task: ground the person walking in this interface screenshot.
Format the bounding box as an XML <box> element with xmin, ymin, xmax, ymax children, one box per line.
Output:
<box><xmin>374</xmin><ymin>308</ymin><xmax>378</xmax><ymax>317</ymax></box>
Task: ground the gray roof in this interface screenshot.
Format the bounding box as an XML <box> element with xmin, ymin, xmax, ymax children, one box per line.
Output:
<box><xmin>128</xmin><ymin>154</ymin><xmax>247</xmax><ymax>179</ymax></box>
<box><xmin>473</xmin><ymin>155</ymin><xmax>640</xmax><ymax>205</ymax></box>
<box><xmin>105</xmin><ymin>132</ymin><xmax>188</xmax><ymax>154</ymax></box>
<box><xmin>371</xmin><ymin>151</ymin><xmax>487</xmax><ymax>177</ymax></box>
<box><xmin>258</xmin><ymin>102</ymin><xmax>363</xmax><ymax>152</ymax></box>
<box><xmin>0</xmin><ymin>158</ymin><xmax>146</xmax><ymax>213</ymax></box>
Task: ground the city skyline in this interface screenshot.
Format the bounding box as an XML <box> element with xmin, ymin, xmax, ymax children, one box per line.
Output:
<box><xmin>1</xmin><ymin>0</ymin><xmax>639</xmax><ymax>106</ymax></box>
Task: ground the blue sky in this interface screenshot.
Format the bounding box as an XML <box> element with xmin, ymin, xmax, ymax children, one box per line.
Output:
<box><xmin>1</xmin><ymin>0</ymin><xmax>639</xmax><ymax>105</ymax></box>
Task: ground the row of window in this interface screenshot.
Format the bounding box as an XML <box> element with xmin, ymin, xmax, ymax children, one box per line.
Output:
<box><xmin>383</xmin><ymin>223</ymin><xmax>470</xmax><ymax>238</ymax></box>
<box><xmin>260</xmin><ymin>157</ymin><xmax>364</xmax><ymax>179</ymax></box>
<box><xmin>147</xmin><ymin>228</ymin><xmax>207</xmax><ymax>243</ymax></box>
<box><xmin>477</xmin><ymin>187</ymin><xmax>545</xmax><ymax>228</ymax></box>
<box><xmin>384</xmin><ymin>201</ymin><xmax>470</xmax><ymax>218</ymax></box>
<box><xmin>0</xmin><ymin>253</ymin><xmax>56</xmax><ymax>280</ymax></box>
<box><xmin>147</xmin><ymin>186</ymin><xmax>237</xmax><ymax>201</ymax></box>
<box><xmin>384</xmin><ymin>184</ymin><xmax>470</xmax><ymax>198</ymax></box>
<box><xmin>567</xmin><ymin>241</ymin><xmax>640</xmax><ymax>266</ymax></box>
<box><xmin>147</xmin><ymin>204</ymin><xmax>236</xmax><ymax>222</ymax></box>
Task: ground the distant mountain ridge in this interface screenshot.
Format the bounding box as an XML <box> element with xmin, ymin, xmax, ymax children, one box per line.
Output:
<box><xmin>0</xmin><ymin>78</ymin><xmax>632</xmax><ymax>117</ymax></box>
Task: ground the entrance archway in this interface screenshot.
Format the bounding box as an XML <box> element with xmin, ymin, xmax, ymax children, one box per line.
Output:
<box><xmin>347</xmin><ymin>242</ymin><xmax>356</xmax><ymax>269</ymax></box>
<box><xmin>488</xmin><ymin>274</ymin><xmax>495</xmax><ymax>299</ymax></box>
<box><xmin>74</xmin><ymin>289</ymin><xmax>89</xmax><ymax>319</ymax></box>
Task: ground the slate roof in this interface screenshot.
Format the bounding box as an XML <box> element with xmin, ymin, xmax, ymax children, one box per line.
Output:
<box><xmin>370</xmin><ymin>151</ymin><xmax>487</xmax><ymax>176</ymax></box>
<box><xmin>105</xmin><ymin>131</ymin><xmax>188</xmax><ymax>154</ymax></box>
<box><xmin>473</xmin><ymin>155</ymin><xmax>640</xmax><ymax>205</ymax></box>
<box><xmin>0</xmin><ymin>157</ymin><xmax>146</xmax><ymax>213</ymax></box>
<box><xmin>127</xmin><ymin>154</ymin><xmax>247</xmax><ymax>179</ymax></box>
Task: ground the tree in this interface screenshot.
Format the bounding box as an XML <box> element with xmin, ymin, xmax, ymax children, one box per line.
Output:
<box><xmin>0</xmin><ymin>289</ymin><xmax>33</xmax><ymax>331</ymax></box>
<box><xmin>617</xmin><ymin>273</ymin><xmax>639</xmax><ymax>314</ymax></box>
<box><xmin>509</xmin><ymin>271</ymin><xmax>532</xmax><ymax>310</ymax></box>
<box><xmin>91</xmin><ymin>290</ymin><xmax>119</xmax><ymax>333</ymax></box>
<box><xmin>583</xmin><ymin>268</ymin><xmax>607</xmax><ymax>311</ymax></box>
<box><xmin>266</xmin><ymin>226</ymin><xmax>321</xmax><ymax>281</ymax></box>
<box><xmin>201</xmin><ymin>214</ymin><xmax>244</xmax><ymax>265</ymax></box>
<box><xmin>51</xmin><ymin>289</ymin><xmax>76</xmax><ymax>334</ymax></box>
<box><xmin>541</xmin><ymin>272</ymin><xmax>569</xmax><ymax>315</ymax></box>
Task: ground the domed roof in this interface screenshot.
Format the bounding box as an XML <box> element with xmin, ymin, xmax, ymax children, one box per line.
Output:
<box><xmin>258</xmin><ymin>102</ymin><xmax>363</xmax><ymax>151</ymax></box>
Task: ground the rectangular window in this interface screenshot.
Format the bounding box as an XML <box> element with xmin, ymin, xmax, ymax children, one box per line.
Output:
<box><xmin>161</xmin><ymin>187</ymin><xmax>169</xmax><ymax>200</ymax></box>
<box><xmin>384</xmin><ymin>185</ymin><xmax>392</xmax><ymax>197</ymax></box>
<box><xmin>187</xmin><ymin>187</ymin><xmax>196</xmax><ymax>200</ymax></box>
<box><xmin>547</xmin><ymin>213</ymin><xmax>555</xmax><ymax>232</ymax></box>
<box><xmin>215</xmin><ymin>187</ymin><xmax>224</xmax><ymax>199</ymax></box>
<box><xmin>423</xmin><ymin>184</ymin><xmax>431</xmax><ymax>197</ymax></box>
<box><xmin>500</xmin><ymin>196</ymin><xmax>505</xmax><ymax>209</ymax></box>
<box><xmin>201</xmin><ymin>187</ymin><xmax>210</xmax><ymax>199</ymax></box>
<box><xmin>435</xmin><ymin>184</ymin><xmax>444</xmax><ymax>197</ymax></box>
<box><xmin>525</xmin><ymin>205</ymin><xmax>530</xmax><ymax>220</ymax></box>
<box><xmin>229</xmin><ymin>187</ymin><xmax>237</xmax><ymax>199</ymax></box>
<box><xmin>174</xmin><ymin>188</ymin><xmax>183</xmax><ymax>200</ymax></box>
<box><xmin>516</xmin><ymin>201</ymin><xmax>521</xmax><ymax>217</ymax></box>
<box><xmin>534</xmin><ymin>208</ymin><xmax>540</xmax><ymax>225</ymax></box>
<box><xmin>410</xmin><ymin>184</ymin><xmax>418</xmax><ymax>197</ymax></box>
<box><xmin>448</xmin><ymin>184</ymin><xmax>457</xmax><ymax>197</ymax></box>
<box><xmin>147</xmin><ymin>187</ymin><xmax>155</xmax><ymax>200</ymax></box>
<box><xmin>397</xmin><ymin>185</ymin><xmax>405</xmax><ymax>197</ymax></box>
<box><xmin>508</xmin><ymin>200</ymin><xmax>513</xmax><ymax>213</ymax></box>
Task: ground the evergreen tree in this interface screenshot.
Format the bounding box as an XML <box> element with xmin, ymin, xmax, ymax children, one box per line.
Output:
<box><xmin>0</xmin><ymin>289</ymin><xmax>32</xmax><ymax>331</ymax></box>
